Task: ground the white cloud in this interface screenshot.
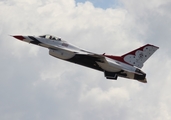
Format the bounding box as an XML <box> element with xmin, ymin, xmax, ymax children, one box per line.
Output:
<box><xmin>0</xmin><ymin>0</ymin><xmax>171</xmax><ymax>120</ymax></box>
<box><xmin>79</xmin><ymin>87</ymin><xmax>130</xmax><ymax>107</ymax></box>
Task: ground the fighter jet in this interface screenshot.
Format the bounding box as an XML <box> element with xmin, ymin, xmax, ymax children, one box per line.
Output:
<box><xmin>12</xmin><ymin>34</ymin><xmax>159</xmax><ymax>83</ymax></box>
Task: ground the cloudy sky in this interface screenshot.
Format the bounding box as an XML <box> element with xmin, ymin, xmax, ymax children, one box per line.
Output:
<box><xmin>1</xmin><ymin>0</ymin><xmax>171</xmax><ymax>119</ymax></box>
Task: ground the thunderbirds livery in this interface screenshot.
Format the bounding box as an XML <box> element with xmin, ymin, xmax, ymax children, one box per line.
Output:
<box><xmin>13</xmin><ymin>34</ymin><xmax>159</xmax><ymax>83</ymax></box>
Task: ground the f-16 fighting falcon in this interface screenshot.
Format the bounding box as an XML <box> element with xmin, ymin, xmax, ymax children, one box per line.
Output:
<box><xmin>12</xmin><ymin>34</ymin><xmax>159</xmax><ymax>83</ymax></box>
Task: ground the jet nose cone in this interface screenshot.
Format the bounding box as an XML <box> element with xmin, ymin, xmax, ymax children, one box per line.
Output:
<box><xmin>12</xmin><ymin>35</ymin><xmax>25</xmax><ymax>40</ymax></box>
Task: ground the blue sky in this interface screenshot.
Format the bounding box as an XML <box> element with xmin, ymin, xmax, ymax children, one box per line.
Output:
<box><xmin>75</xmin><ymin>0</ymin><xmax>121</xmax><ymax>9</ymax></box>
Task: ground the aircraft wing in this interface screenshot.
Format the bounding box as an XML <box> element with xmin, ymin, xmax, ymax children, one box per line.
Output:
<box><xmin>50</xmin><ymin>45</ymin><xmax>143</xmax><ymax>75</ymax></box>
<box><xmin>94</xmin><ymin>55</ymin><xmax>145</xmax><ymax>75</ymax></box>
<box><xmin>78</xmin><ymin>52</ymin><xmax>107</xmax><ymax>63</ymax></box>
<box><xmin>51</xmin><ymin>43</ymin><xmax>107</xmax><ymax>61</ymax></box>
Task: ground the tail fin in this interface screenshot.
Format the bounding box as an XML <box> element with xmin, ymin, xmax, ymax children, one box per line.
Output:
<box><xmin>121</xmin><ymin>44</ymin><xmax>159</xmax><ymax>68</ymax></box>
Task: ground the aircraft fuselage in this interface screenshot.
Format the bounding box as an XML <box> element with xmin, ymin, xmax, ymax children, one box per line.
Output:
<box><xmin>13</xmin><ymin>34</ymin><xmax>159</xmax><ymax>83</ymax></box>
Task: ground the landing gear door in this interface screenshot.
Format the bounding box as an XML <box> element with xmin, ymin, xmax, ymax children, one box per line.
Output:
<box><xmin>104</xmin><ymin>71</ymin><xmax>118</xmax><ymax>80</ymax></box>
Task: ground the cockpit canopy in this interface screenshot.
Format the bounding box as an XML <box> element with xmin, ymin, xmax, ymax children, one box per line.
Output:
<box><xmin>39</xmin><ymin>34</ymin><xmax>62</xmax><ymax>41</ymax></box>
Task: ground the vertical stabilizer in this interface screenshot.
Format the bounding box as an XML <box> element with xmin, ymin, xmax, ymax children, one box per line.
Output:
<box><xmin>121</xmin><ymin>44</ymin><xmax>159</xmax><ymax>68</ymax></box>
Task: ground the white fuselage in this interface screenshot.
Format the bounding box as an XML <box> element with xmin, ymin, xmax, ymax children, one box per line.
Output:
<box><xmin>12</xmin><ymin>35</ymin><xmax>148</xmax><ymax>83</ymax></box>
